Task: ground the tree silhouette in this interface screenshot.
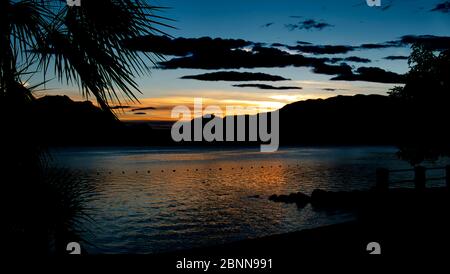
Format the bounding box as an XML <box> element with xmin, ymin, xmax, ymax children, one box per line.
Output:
<box><xmin>1</xmin><ymin>0</ymin><xmax>173</xmax><ymax>112</ymax></box>
<box><xmin>389</xmin><ymin>44</ymin><xmax>450</xmax><ymax>165</ymax></box>
<box><xmin>0</xmin><ymin>0</ymin><xmax>172</xmax><ymax>254</ymax></box>
<box><xmin>389</xmin><ymin>44</ymin><xmax>450</xmax><ymax>102</ymax></box>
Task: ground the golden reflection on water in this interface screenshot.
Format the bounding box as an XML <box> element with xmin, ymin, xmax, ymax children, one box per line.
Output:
<box><xmin>83</xmin><ymin>160</ymin><xmax>350</xmax><ymax>253</ymax></box>
<box><xmin>53</xmin><ymin>147</ymin><xmax>419</xmax><ymax>253</ymax></box>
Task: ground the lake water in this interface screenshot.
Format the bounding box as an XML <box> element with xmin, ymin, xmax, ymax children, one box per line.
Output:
<box><xmin>49</xmin><ymin>146</ymin><xmax>448</xmax><ymax>254</ymax></box>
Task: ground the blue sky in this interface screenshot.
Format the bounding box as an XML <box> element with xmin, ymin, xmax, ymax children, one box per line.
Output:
<box><xmin>157</xmin><ymin>0</ymin><xmax>448</xmax><ymax>43</ymax></box>
<box><xmin>39</xmin><ymin>0</ymin><xmax>450</xmax><ymax>120</ymax></box>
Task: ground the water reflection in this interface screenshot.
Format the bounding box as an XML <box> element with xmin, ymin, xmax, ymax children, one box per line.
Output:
<box><xmin>50</xmin><ymin>146</ymin><xmax>448</xmax><ymax>254</ymax></box>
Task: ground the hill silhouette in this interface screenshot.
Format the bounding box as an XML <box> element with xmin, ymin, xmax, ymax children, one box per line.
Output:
<box><xmin>30</xmin><ymin>96</ymin><xmax>169</xmax><ymax>146</ymax></box>
<box><xmin>280</xmin><ymin>94</ymin><xmax>399</xmax><ymax>145</ymax></box>
<box><xmin>281</xmin><ymin>94</ymin><xmax>449</xmax><ymax>146</ymax></box>
<box><xmin>29</xmin><ymin>94</ymin><xmax>450</xmax><ymax>147</ymax></box>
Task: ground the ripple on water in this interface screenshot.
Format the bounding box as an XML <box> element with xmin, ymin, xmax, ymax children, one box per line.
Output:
<box><xmin>50</xmin><ymin>147</ymin><xmax>450</xmax><ymax>254</ymax></box>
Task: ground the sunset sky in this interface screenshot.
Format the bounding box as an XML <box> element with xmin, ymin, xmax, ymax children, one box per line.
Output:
<box><xmin>36</xmin><ymin>0</ymin><xmax>450</xmax><ymax>121</ymax></box>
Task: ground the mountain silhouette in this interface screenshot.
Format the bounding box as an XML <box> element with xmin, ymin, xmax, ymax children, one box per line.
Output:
<box><xmin>30</xmin><ymin>95</ymin><xmax>169</xmax><ymax>146</ymax></box>
<box><xmin>29</xmin><ymin>94</ymin><xmax>450</xmax><ymax>147</ymax></box>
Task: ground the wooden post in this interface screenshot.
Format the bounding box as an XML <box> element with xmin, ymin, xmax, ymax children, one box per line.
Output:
<box><xmin>414</xmin><ymin>166</ymin><xmax>426</xmax><ymax>191</ymax></box>
<box><xmin>446</xmin><ymin>165</ymin><xmax>450</xmax><ymax>189</ymax></box>
<box><xmin>376</xmin><ymin>168</ymin><xmax>389</xmax><ymax>191</ymax></box>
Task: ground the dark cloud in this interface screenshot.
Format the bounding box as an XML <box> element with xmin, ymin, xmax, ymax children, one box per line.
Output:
<box><xmin>181</xmin><ymin>71</ymin><xmax>290</xmax><ymax>82</ymax></box>
<box><xmin>132</xmin><ymin>107</ymin><xmax>156</xmax><ymax>112</ymax></box>
<box><xmin>271</xmin><ymin>41</ymin><xmax>311</xmax><ymax>47</ymax></box>
<box><xmin>123</xmin><ymin>35</ymin><xmax>410</xmax><ymax>84</ymax></box>
<box><xmin>160</xmin><ymin>45</ymin><xmax>326</xmax><ymax>70</ymax></box>
<box><xmin>232</xmin><ymin>84</ymin><xmax>302</xmax><ymax>90</ymax></box>
<box><xmin>122</xmin><ymin>34</ymin><xmax>252</xmax><ymax>57</ymax></box>
<box><xmin>332</xmin><ymin>67</ymin><xmax>406</xmax><ymax>84</ymax></box>
<box><xmin>399</xmin><ymin>35</ymin><xmax>450</xmax><ymax>50</ymax></box>
<box><xmin>358</xmin><ymin>41</ymin><xmax>401</xmax><ymax>49</ymax></box>
<box><xmin>384</xmin><ymin>55</ymin><xmax>408</xmax><ymax>60</ymax></box>
<box><xmin>322</xmin><ymin>88</ymin><xmax>348</xmax><ymax>92</ymax></box>
<box><xmin>345</xmin><ymin>56</ymin><xmax>371</xmax><ymax>63</ymax></box>
<box><xmin>430</xmin><ymin>1</ymin><xmax>450</xmax><ymax>13</ymax></box>
<box><xmin>313</xmin><ymin>63</ymin><xmax>353</xmax><ymax>76</ymax></box>
<box><xmin>261</xmin><ymin>22</ymin><xmax>275</xmax><ymax>28</ymax></box>
<box><xmin>287</xmin><ymin>44</ymin><xmax>355</xmax><ymax>55</ymax></box>
<box><xmin>124</xmin><ymin>35</ymin><xmax>450</xmax><ymax>70</ymax></box>
<box><xmin>328</xmin><ymin>56</ymin><xmax>371</xmax><ymax>63</ymax></box>
<box><xmin>285</xmin><ymin>19</ymin><xmax>333</xmax><ymax>31</ymax></box>
<box><xmin>298</xmin><ymin>19</ymin><xmax>333</xmax><ymax>30</ymax></box>
<box><xmin>358</xmin><ymin>35</ymin><xmax>450</xmax><ymax>51</ymax></box>
<box><xmin>176</xmin><ymin>58</ymin><xmax>403</xmax><ymax>85</ymax></box>
<box><xmin>271</xmin><ymin>43</ymin><xmax>287</xmax><ymax>47</ymax></box>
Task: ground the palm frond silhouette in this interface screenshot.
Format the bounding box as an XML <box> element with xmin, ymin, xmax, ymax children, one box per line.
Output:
<box><xmin>1</xmin><ymin>0</ymin><xmax>173</xmax><ymax>112</ymax></box>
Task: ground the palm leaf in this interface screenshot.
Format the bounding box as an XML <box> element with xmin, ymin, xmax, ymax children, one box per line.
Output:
<box><xmin>36</xmin><ymin>0</ymin><xmax>173</xmax><ymax>112</ymax></box>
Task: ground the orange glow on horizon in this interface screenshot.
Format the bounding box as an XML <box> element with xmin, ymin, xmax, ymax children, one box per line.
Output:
<box><xmin>37</xmin><ymin>79</ymin><xmax>395</xmax><ymax>121</ymax></box>
<box><xmin>114</xmin><ymin>96</ymin><xmax>290</xmax><ymax>121</ymax></box>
